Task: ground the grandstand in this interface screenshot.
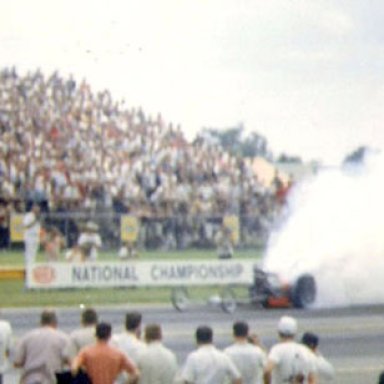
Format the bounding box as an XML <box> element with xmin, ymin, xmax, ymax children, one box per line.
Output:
<box><xmin>0</xmin><ymin>67</ymin><xmax>293</xmax><ymax>251</ymax></box>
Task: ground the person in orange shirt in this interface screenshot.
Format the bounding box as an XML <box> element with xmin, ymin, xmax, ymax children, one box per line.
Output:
<box><xmin>71</xmin><ymin>322</ymin><xmax>139</xmax><ymax>384</ymax></box>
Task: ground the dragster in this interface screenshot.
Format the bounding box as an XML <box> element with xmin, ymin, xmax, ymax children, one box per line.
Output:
<box><xmin>171</xmin><ymin>266</ymin><xmax>316</xmax><ymax>313</ymax></box>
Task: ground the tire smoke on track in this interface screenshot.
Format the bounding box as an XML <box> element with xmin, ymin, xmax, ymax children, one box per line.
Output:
<box><xmin>262</xmin><ymin>153</ymin><xmax>384</xmax><ymax>307</ymax></box>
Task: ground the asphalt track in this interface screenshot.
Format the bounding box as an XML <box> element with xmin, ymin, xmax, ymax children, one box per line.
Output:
<box><xmin>2</xmin><ymin>301</ymin><xmax>384</xmax><ymax>383</ymax></box>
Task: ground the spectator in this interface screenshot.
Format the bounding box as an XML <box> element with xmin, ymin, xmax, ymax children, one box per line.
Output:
<box><xmin>77</xmin><ymin>221</ymin><xmax>102</xmax><ymax>261</ymax></box>
<box><xmin>248</xmin><ymin>333</ymin><xmax>266</xmax><ymax>351</ymax></box>
<box><xmin>22</xmin><ymin>203</ymin><xmax>41</xmax><ymax>264</ymax></box>
<box><xmin>215</xmin><ymin>224</ymin><xmax>234</xmax><ymax>259</ymax></box>
<box><xmin>263</xmin><ymin>316</ymin><xmax>316</xmax><ymax>384</ymax></box>
<box><xmin>301</xmin><ymin>332</ymin><xmax>334</xmax><ymax>382</ymax></box>
<box><xmin>13</xmin><ymin>309</ymin><xmax>70</xmax><ymax>384</ymax></box>
<box><xmin>0</xmin><ymin>312</ymin><xmax>13</xmax><ymax>384</ymax></box>
<box><xmin>118</xmin><ymin>240</ymin><xmax>139</xmax><ymax>260</ymax></box>
<box><xmin>65</xmin><ymin>245</ymin><xmax>87</xmax><ymax>263</ymax></box>
<box><xmin>112</xmin><ymin>311</ymin><xmax>146</xmax><ymax>384</ymax></box>
<box><xmin>136</xmin><ymin>323</ymin><xmax>178</xmax><ymax>384</ymax></box>
<box><xmin>41</xmin><ymin>226</ymin><xmax>65</xmax><ymax>262</ymax></box>
<box><xmin>63</xmin><ymin>307</ymin><xmax>98</xmax><ymax>363</ymax></box>
<box><xmin>224</xmin><ymin>321</ymin><xmax>266</xmax><ymax>384</ymax></box>
<box><xmin>0</xmin><ymin>200</ymin><xmax>10</xmax><ymax>250</ymax></box>
<box><xmin>181</xmin><ymin>325</ymin><xmax>241</xmax><ymax>384</ymax></box>
<box><xmin>71</xmin><ymin>322</ymin><xmax>139</xmax><ymax>384</ymax></box>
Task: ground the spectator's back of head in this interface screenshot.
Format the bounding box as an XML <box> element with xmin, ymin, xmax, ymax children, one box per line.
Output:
<box><xmin>233</xmin><ymin>321</ymin><xmax>249</xmax><ymax>338</ymax></box>
<box><xmin>40</xmin><ymin>309</ymin><xmax>57</xmax><ymax>327</ymax></box>
<box><xmin>196</xmin><ymin>325</ymin><xmax>213</xmax><ymax>344</ymax></box>
<box><xmin>125</xmin><ymin>311</ymin><xmax>142</xmax><ymax>331</ymax></box>
<box><xmin>301</xmin><ymin>332</ymin><xmax>319</xmax><ymax>350</ymax></box>
<box><xmin>144</xmin><ymin>324</ymin><xmax>162</xmax><ymax>343</ymax></box>
<box><xmin>277</xmin><ymin>316</ymin><xmax>297</xmax><ymax>338</ymax></box>
<box><xmin>96</xmin><ymin>322</ymin><xmax>112</xmax><ymax>341</ymax></box>
<box><xmin>81</xmin><ymin>308</ymin><xmax>98</xmax><ymax>326</ymax></box>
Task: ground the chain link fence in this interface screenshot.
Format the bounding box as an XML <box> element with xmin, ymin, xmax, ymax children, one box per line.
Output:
<box><xmin>40</xmin><ymin>212</ymin><xmax>272</xmax><ymax>252</ymax></box>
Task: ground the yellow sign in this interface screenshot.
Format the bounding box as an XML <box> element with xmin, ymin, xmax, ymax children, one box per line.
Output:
<box><xmin>120</xmin><ymin>215</ymin><xmax>139</xmax><ymax>243</ymax></box>
<box><xmin>223</xmin><ymin>215</ymin><xmax>240</xmax><ymax>245</ymax></box>
<box><xmin>10</xmin><ymin>214</ymin><xmax>24</xmax><ymax>242</ymax></box>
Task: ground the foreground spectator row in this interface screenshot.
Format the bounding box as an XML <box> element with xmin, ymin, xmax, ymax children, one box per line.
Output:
<box><xmin>0</xmin><ymin>308</ymin><xmax>335</xmax><ymax>383</ymax></box>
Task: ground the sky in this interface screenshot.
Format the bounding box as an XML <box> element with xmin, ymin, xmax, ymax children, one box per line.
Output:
<box><xmin>1</xmin><ymin>0</ymin><xmax>384</xmax><ymax>165</ymax></box>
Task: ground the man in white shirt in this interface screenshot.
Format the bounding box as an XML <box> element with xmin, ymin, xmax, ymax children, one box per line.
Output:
<box><xmin>0</xmin><ymin>316</ymin><xmax>13</xmax><ymax>384</ymax></box>
<box><xmin>264</xmin><ymin>316</ymin><xmax>316</xmax><ymax>384</ymax></box>
<box><xmin>77</xmin><ymin>221</ymin><xmax>102</xmax><ymax>261</ymax></box>
<box><xmin>63</xmin><ymin>307</ymin><xmax>98</xmax><ymax>363</ymax></box>
<box><xmin>137</xmin><ymin>323</ymin><xmax>178</xmax><ymax>384</ymax></box>
<box><xmin>181</xmin><ymin>325</ymin><xmax>242</xmax><ymax>384</ymax></box>
<box><xmin>224</xmin><ymin>321</ymin><xmax>266</xmax><ymax>384</ymax></box>
<box><xmin>112</xmin><ymin>311</ymin><xmax>146</xmax><ymax>384</ymax></box>
<box><xmin>301</xmin><ymin>332</ymin><xmax>334</xmax><ymax>382</ymax></box>
<box><xmin>22</xmin><ymin>203</ymin><xmax>41</xmax><ymax>264</ymax></box>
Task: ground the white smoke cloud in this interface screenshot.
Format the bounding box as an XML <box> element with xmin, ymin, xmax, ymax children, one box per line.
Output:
<box><xmin>262</xmin><ymin>152</ymin><xmax>384</xmax><ymax>307</ymax></box>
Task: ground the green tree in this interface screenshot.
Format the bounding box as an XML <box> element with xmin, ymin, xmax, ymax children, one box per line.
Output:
<box><xmin>277</xmin><ymin>153</ymin><xmax>303</xmax><ymax>163</ymax></box>
<box><xmin>196</xmin><ymin>123</ymin><xmax>269</xmax><ymax>158</ymax></box>
<box><xmin>343</xmin><ymin>146</ymin><xmax>369</xmax><ymax>165</ymax></box>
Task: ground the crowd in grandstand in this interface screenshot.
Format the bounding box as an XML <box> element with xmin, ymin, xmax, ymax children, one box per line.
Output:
<box><xmin>0</xmin><ymin>67</ymin><xmax>291</xmax><ymax>250</ymax></box>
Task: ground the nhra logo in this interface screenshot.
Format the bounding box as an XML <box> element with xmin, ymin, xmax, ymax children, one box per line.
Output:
<box><xmin>33</xmin><ymin>266</ymin><xmax>56</xmax><ymax>284</ymax></box>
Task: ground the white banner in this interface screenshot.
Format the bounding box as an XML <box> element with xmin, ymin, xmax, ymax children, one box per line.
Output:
<box><xmin>26</xmin><ymin>260</ymin><xmax>255</xmax><ymax>289</ymax></box>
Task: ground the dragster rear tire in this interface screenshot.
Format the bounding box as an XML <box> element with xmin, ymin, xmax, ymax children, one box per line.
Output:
<box><xmin>291</xmin><ymin>274</ymin><xmax>316</xmax><ymax>309</ymax></box>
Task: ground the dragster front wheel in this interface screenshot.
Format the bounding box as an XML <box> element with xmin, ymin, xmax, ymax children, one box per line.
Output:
<box><xmin>171</xmin><ymin>286</ymin><xmax>190</xmax><ymax>311</ymax></box>
<box><xmin>220</xmin><ymin>286</ymin><xmax>237</xmax><ymax>313</ymax></box>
